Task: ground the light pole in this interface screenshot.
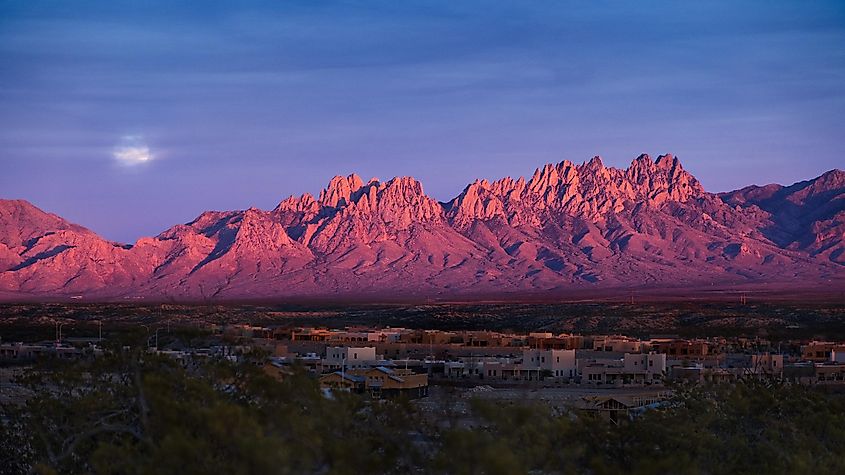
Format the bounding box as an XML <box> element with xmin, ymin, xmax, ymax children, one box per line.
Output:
<box><xmin>341</xmin><ymin>355</ymin><xmax>348</xmax><ymax>391</ymax></box>
<box><xmin>154</xmin><ymin>328</ymin><xmax>162</xmax><ymax>351</ymax></box>
<box><xmin>55</xmin><ymin>323</ymin><xmax>65</xmax><ymax>344</ymax></box>
<box><xmin>141</xmin><ymin>324</ymin><xmax>151</xmax><ymax>349</ymax></box>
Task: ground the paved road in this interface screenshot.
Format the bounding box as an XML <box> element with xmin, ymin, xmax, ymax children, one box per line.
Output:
<box><xmin>460</xmin><ymin>385</ymin><xmax>671</xmax><ymax>402</ymax></box>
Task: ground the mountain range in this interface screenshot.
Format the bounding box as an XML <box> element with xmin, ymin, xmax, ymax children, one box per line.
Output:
<box><xmin>1</xmin><ymin>154</ymin><xmax>843</xmax><ymax>301</ymax></box>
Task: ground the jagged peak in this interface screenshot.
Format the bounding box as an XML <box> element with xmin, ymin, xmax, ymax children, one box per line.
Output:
<box><xmin>318</xmin><ymin>174</ymin><xmax>365</xmax><ymax>208</ymax></box>
<box><xmin>377</xmin><ymin>176</ymin><xmax>428</xmax><ymax>201</ymax></box>
<box><xmin>655</xmin><ymin>153</ymin><xmax>678</xmax><ymax>169</ymax></box>
<box><xmin>631</xmin><ymin>153</ymin><xmax>654</xmax><ymax>166</ymax></box>
<box><xmin>528</xmin><ymin>162</ymin><xmax>565</xmax><ymax>193</ymax></box>
<box><xmin>585</xmin><ymin>155</ymin><xmax>604</xmax><ymax>169</ymax></box>
<box><xmin>243</xmin><ymin>206</ymin><xmax>265</xmax><ymax>218</ymax></box>
<box><xmin>275</xmin><ymin>193</ymin><xmax>318</xmax><ymax>214</ymax></box>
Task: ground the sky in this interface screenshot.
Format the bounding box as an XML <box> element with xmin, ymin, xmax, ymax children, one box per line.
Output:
<box><xmin>1</xmin><ymin>0</ymin><xmax>844</xmax><ymax>243</ymax></box>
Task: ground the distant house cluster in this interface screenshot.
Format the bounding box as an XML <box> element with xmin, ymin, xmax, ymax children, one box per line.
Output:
<box><xmin>7</xmin><ymin>324</ymin><xmax>845</xmax><ymax>404</ymax></box>
<box><xmin>205</xmin><ymin>326</ymin><xmax>845</xmax><ymax>395</ymax></box>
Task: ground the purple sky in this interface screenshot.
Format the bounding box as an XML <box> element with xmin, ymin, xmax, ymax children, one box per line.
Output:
<box><xmin>2</xmin><ymin>1</ymin><xmax>844</xmax><ymax>243</ymax></box>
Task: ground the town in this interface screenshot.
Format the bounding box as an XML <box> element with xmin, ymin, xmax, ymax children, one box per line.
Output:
<box><xmin>5</xmin><ymin>323</ymin><xmax>845</xmax><ymax>417</ymax></box>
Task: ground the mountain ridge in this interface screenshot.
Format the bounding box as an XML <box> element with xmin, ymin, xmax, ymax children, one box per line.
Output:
<box><xmin>2</xmin><ymin>154</ymin><xmax>843</xmax><ymax>301</ymax></box>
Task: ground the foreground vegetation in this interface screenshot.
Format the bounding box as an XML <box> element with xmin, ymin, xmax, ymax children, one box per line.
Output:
<box><xmin>2</xmin><ymin>338</ymin><xmax>845</xmax><ymax>475</ymax></box>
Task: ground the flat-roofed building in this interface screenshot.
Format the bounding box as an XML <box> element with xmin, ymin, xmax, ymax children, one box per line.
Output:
<box><xmin>324</xmin><ymin>346</ymin><xmax>378</xmax><ymax>370</ymax></box>
<box><xmin>593</xmin><ymin>336</ymin><xmax>642</xmax><ymax>353</ymax></box>
<box><xmin>521</xmin><ymin>349</ymin><xmax>577</xmax><ymax>380</ymax></box>
<box><xmin>623</xmin><ymin>353</ymin><xmax>666</xmax><ymax>383</ymax></box>
<box><xmin>650</xmin><ymin>339</ymin><xmax>709</xmax><ymax>359</ymax></box>
<box><xmin>801</xmin><ymin>341</ymin><xmax>845</xmax><ymax>362</ymax></box>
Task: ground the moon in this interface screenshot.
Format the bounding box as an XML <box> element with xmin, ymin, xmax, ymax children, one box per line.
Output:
<box><xmin>113</xmin><ymin>136</ymin><xmax>153</xmax><ymax>165</ymax></box>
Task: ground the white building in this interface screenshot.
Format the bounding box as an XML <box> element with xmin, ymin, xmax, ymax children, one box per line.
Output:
<box><xmin>324</xmin><ymin>346</ymin><xmax>378</xmax><ymax>370</ymax></box>
<box><xmin>623</xmin><ymin>352</ymin><xmax>666</xmax><ymax>382</ymax></box>
<box><xmin>522</xmin><ymin>349</ymin><xmax>577</xmax><ymax>379</ymax></box>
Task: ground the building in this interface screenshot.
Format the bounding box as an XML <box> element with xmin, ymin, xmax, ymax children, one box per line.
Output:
<box><xmin>580</xmin><ymin>353</ymin><xmax>666</xmax><ymax>385</ymax></box>
<box><xmin>323</xmin><ymin>346</ymin><xmax>378</xmax><ymax>370</ymax></box>
<box><xmin>0</xmin><ymin>342</ymin><xmax>85</xmax><ymax>361</ymax></box>
<box><xmin>320</xmin><ymin>366</ymin><xmax>428</xmax><ymax>398</ymax></box>
<box><xmin>649</xmin><ymin>339</ymin><xmax>709</xmax><ymax>359</ymax></box>
<box><xmin>442</xmin><ymin>350</ymin><xmax>577</xmax><ymax>381</ymax></box>
<box><xmin>749</xmin><ymin>353</ymin><xmax>784</xmax><ymax>378</ymax></box>
<box><xmin>521</xmin><ymin>349</ymin><xmax>577</xmax><ymax>380</ymax></box>
<box><xmin>289</xmin><ymin>328</ymin><xmax>335</xmax><ymax>342</ymax></box>
<box><xmin>623</xmin><ymin>353</ymin><xmax>667</xmax><ymax>383</ymax></box>
<box><xmin>578</xmin><ymin>392</ymin><xmax>670</xmax><ymax>424</ymax></box>
<box><xmin>528</xmin><ymin>333</ymin><xmax>583</xmax><ymax>350</ymax></box>
<box><xmin>593</xmin><ymin>336</ymin><xmax>642</xmax><ymax>353</ymax></box>
<box><xmin>814</xmin><ymin>362</ymin><xmax>845</xmax><ymax>383</ymax></box>
<box><xmin>801</xmin><ymin>341</ymin><xmax>845</xmax><ymax>362</ymax></box>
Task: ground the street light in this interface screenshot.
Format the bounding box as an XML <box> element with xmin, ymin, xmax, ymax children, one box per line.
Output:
<box><xmin>55</xmin><ymin>323</ymin><xmax>65</xmax><ymax>343</ymax></box>
<box><xmin>141</xmin><ymin>325</ymin><xmax>151</xmax><ymax>348</ymax></box>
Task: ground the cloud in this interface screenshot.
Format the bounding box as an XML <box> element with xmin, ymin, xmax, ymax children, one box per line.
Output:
<box><xmin>113</xmin><ymin>136</ymin><xmax>153</xmax><ymax>165</ymax></box>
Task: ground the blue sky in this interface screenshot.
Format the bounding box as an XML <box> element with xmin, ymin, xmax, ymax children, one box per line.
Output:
<box><xmin>1</xmin><ymin>0</ymin><xmax>844</xmax><ymax>242</ymax></box>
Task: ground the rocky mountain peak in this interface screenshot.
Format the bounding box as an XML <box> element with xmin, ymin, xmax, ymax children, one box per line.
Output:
<box><xmin>318</xmin><ymin>174</ymin><xmax>365</xmax><ymax>208</ymax></box>
<box><xmin>0</xmin><ymin>199</ymin><xmax>92</xmax><ymax>248</ymax></box>
<box><xmin>348</xmin><ymin>176</ymin><xmax>443</xmax><ymax>224</ymax></box>
<box><xmin>275</xmin><ymin>193</ymin><xmax>319</xmax><ymax>214</ymax></box>
<box><xmin>655</xmin><ymin>153</ymin><xmax>676</xmax><ymax>168</ymax></box>
<box><xmin>584</xmin><ymin>155</ymin><xmax>605</xmax><ymax>170</ymax></box>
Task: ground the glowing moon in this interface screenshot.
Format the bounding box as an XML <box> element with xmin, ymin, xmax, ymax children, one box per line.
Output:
<box><xmin>113</xmin><ymin>136</ymin><xmax>153</xmax><ymax>165</ymax></box>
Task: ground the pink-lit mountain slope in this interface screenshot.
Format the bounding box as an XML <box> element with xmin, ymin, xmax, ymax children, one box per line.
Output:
<box><xmin>1</xmin><ymin>154</ymin><xmax>843</xmax><ymax>300</ymax></box>
<box><xmin>719</xmin><ymin>169</ymin><xmax>845</xmax><ymax>265</ymax></box>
